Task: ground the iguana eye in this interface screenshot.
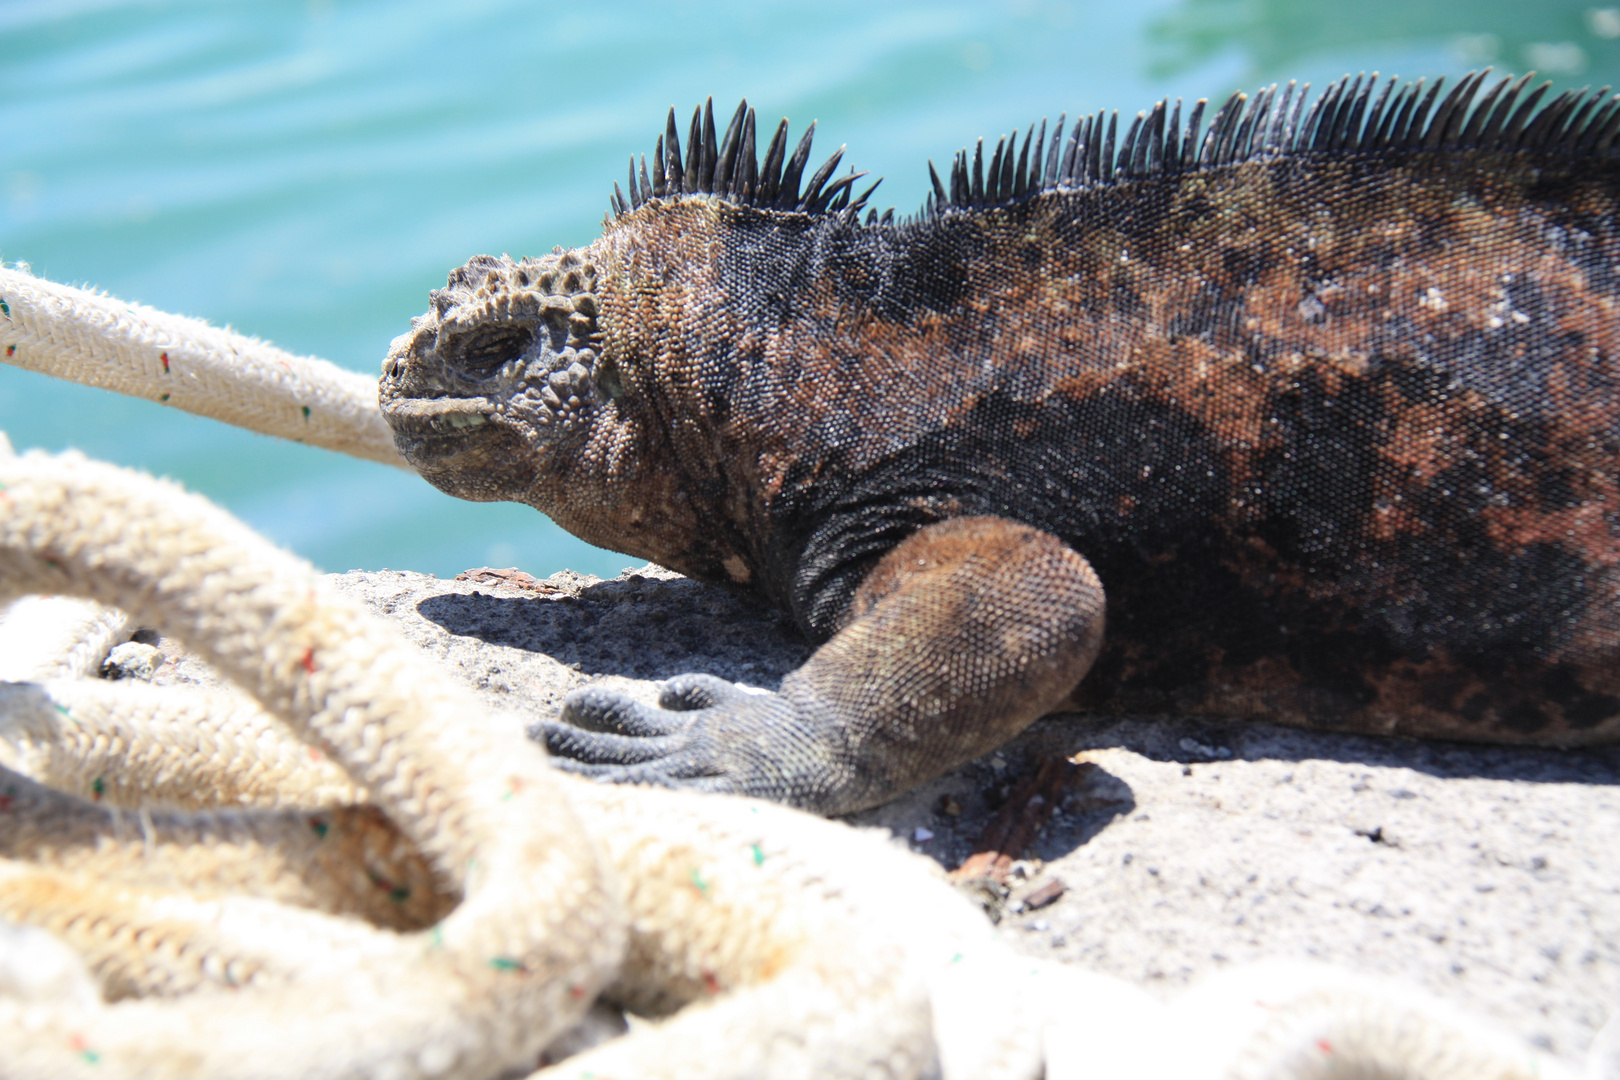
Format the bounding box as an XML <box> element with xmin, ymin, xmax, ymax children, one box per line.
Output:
<box><xmin>451</xmin><ymin>324</ymin><xmax>535</xmax><ymax>376</ymax></box>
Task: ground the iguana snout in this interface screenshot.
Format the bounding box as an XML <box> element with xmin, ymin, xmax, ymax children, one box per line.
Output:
<box><xmin>380</xmin><ymin>248</ymin><xmax>617</xmax><ymax>494</ymax></box>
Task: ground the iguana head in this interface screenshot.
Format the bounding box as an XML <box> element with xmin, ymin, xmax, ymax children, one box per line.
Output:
<box><xmin>379</xmin><ymin>98</ymin><xmax>882</xmax><ymax>571</ymax></box>
<box><xmin>380</xmin><ymin>247</ymin><xmax>619</xmax><ymax>504</ymax></box>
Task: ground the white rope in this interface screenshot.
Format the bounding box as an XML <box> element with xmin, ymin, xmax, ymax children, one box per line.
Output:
<box><xmin>0</xmin><ymin>448</ymin><xmax>618</xmax><ymax>1080</ymax></box>
<box><xmin>0</xmin><ymin>678</ymin><xmax>365</xmax><ymax>809</ymax></box>
<box><xmin>0</xmin><ymin>433</ymin><xmax>128</xmax><ymax>683</ymax></box>
<box><xmin>0</xmin><ymin>596</ymin><xmax>125</xmax><ymax>681</ymax></box>
<box><xmin>0</xmin><ymin>264</ymin><xmax>406</xmax><ymax>468</ymax></box>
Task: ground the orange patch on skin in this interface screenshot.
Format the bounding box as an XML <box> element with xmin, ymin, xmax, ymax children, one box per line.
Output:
<box><xmin>1485</xmin><ymin>501</ymin><xmax>1620</xmax><ymax>568</ymax></box>
<box><xmin>848</xmin><ymin>516</ymin><xmax>1098</xmax><ymax>621</ymax></box>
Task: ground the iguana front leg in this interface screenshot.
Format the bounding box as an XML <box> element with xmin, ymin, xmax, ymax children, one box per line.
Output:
<box><xmin>537</xmin><ymin>516</ymin><xmax>1106</xmax><ymax>814</ymax></box>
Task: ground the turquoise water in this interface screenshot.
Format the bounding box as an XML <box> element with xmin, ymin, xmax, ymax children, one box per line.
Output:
<box><xmin>4</xmin><ymin>0</ymin><xmax>1617</xmax><ymax>577</ymax></box>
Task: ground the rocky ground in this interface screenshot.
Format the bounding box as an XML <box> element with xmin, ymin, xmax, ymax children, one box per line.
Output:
<box><xmin>135</xmin><ymin>562</ymin><xmax>1620</xmax><ymax>1069</ymax></box>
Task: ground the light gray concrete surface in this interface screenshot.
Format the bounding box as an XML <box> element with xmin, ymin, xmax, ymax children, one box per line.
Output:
<box><xmin>149</xmin><ymin>563</ymin><xmax>1619</xmax><ymax>1068</ymax></box>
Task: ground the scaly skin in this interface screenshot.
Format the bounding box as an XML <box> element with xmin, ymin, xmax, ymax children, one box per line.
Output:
<box><xmin>381</xmin><ymin>73</ymin><xmax>1620</xmax><ymax>814</ymax></box>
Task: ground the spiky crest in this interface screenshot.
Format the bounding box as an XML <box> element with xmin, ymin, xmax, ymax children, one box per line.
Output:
<box><xmin>927</xmin><ymin>70</ymin><xmax>1620</xmax><ymax>215</ymax></box>
<box><xmin>611</xmin><ymin>97</ymin><xmax>882</xmax><ymax>220</ymax></box>
<box><xmin>610</xmin><ymin>73</ymin><xmax>1620</xmax><ymax>226</ymax></box>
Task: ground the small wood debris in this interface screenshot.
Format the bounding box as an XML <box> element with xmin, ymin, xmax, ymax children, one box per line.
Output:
<box><xmin>1018</xmin><ymin>877</ymin><xmax>1066</xmax><ymax>911</ymax></box>
<box><xmin>454</xmin><ymin>567</ymin><xmax>555</xmax><ymax>592</ymax></box>
<box><xmin>949</xmin><ymin>755</ymin><xmax>1090</xmax><ymax>885</ymax></box>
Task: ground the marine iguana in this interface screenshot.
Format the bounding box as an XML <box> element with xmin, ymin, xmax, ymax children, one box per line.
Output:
<box><xmin>380</xmin><ymin>71</ymin><xmax>1620</xmax><ymax>814</ymax></box>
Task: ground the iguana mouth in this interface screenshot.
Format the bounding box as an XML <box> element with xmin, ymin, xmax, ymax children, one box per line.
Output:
<box><xmin>382</xmin><ymin>395</ymin><xmax>500</xmax><ymax>468</ymax></box>
<box><xmin>384</xmin><ymin>394</ymin><xmax>494</xmax><ymax>430</ymax></box>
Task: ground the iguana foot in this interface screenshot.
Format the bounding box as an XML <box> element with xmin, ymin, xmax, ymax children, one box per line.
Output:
<box><xmin>533</xmin><ymin>674</ymin><xmax>845</xmax><ymax>806</ymax></box>
<box><xmin>539</xmin><ymin>517</ymin><xmax>1106</xmax><ymax>815</ymax></box>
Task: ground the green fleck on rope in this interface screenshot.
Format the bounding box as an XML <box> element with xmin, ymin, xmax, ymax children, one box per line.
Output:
<box><xmin>301</xmin><ymin>404</ymin><xmax>311</xmax><ymax>419</ymax></box>
<box><xmin>750</xmin><ymin>843</ymin><xmax>765</xmax><ymax>866</ymax></box>
<box><xmin>160</xmin><ymin>393</ymin><xmax>170</xmax><ymax>402</ymax></box>
<box><xmin>489</xmin><ymin>956</ymin><xmax>527</xmax><ymax>973</ymax></box>
<box><xmin>689</xmin><ymin>867</ymin><xmax>709</xmax><ymax>896</ymax></box>
<box><xmin>308</xmin><ymin>815</ymin><xmax>329</xmax><ymax>838</ymax></box>
<box><xmin>366</xmin><ymin>869</ymin><xmax>410</xmax><ymax>903</ymax></box>
<box><xmin>90</xmin><ymin>777</ymin><xmax>105</xmax><ymax>800</ymax></box>
<box><xmin>0</xmin><ymin>298</ymin><xmax>9</xmax><ymax>317</ymax></box>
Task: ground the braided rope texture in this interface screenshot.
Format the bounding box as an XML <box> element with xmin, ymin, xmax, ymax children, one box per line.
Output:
<box><xmin>0</xmin><ymin>264</ymin><xmax>405</xmax><ymax>468</ymax></box>
<box><xmin>0</xmin><ymin>447</ymin><xmax>621</xmax><ymax>1078</ymax></box>
<box><xmin>0</xmin><ymin>447</ymin><xmax>969</xmax><ymax>1080</ymax></box>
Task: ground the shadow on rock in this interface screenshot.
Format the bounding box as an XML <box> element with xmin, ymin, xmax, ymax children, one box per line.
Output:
<box><xmin>408</xmin><ymin>567</ymin><xmax>1617</xmax><ymax>790</ymax></box>
<box><xmin>1043</xmin><ymin>712</ymin><xmax>1620</xmax><ymax>787</ymax></box>
<box><xmin>415</xmin><ymin>573</ymin><xmax>811</xmax><ymax>684</ymax></box>
<box><xmin>1044</xmin><ymin>763</ymin><xmax>1137</xmax><ymax>856</ymax></box>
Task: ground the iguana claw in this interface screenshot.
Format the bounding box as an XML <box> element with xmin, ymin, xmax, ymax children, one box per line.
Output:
<box><xmin>535</xmin><ymin>674</ymin><xmax>834</xmax><ymax>805</ymax></box>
